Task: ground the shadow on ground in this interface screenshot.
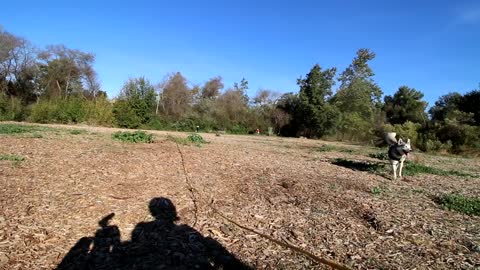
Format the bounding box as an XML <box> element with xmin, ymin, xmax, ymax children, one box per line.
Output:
<box><xmin>56</xmin><ymin>197</ymin><xmax>252</xmax><ymax>270</ymax></box>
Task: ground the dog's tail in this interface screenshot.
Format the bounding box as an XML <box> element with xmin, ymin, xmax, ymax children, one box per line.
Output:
<box><xmin>384</xmin><ymin>132</ymin><xmax>397</xmax><ymax>145</ymax></box>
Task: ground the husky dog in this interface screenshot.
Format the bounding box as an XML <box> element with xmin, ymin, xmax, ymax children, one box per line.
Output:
<box><xmin>385</xmin><ymin>132</ymin><xmax>412</xmax><ymax>179</ymax></box>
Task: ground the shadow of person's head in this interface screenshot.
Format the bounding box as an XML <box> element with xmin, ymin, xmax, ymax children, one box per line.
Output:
<box><xmin>149</xmin><ymin>197</ymin><xmax>179</xmax><ymax>222</ymax></box>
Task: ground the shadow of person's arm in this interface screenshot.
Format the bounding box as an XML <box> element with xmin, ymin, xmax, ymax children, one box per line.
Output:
<box><xmin>204</xmin><ymin>236</ymin><xmax>253</xmax><ymax>270</ymax></box>
<box><xmin>55</xmin><ymin>236</ymin><xmax>93</xmax><ymax>270</ymax></box>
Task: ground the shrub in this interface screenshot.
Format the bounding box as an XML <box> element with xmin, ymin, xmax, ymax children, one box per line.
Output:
<box><xmin>187</xmin><ymin>133</ymin><xmax>206</xmax><ymax>144</ymax></box>
<box><xmin>112</xmin><ymin>130</ymin><xmax>154</xmax><ymax>143</ymax></box>
<box><xmin>382</xmin><ymin>121</ymin><xmax>421</xmax><ymax>146</ymax></box>
<box><xmin>229</xmin><ymin>124</ymin><xmax>249</xmax><ymax>134</ymax></box>
<box><xmin>435</xmin><ymin>193</ymin><xmax>480</xmax><ymax>216</ymax></box>
<box><xmin>113</xmin><ymin>100</ymin><xmax>142</xmax><ymax>128</ymax></box>
<box><xmin>85</xmin><ymin>97</ymin><xmax>114</xmax><ymax>126</ymax></box>
<box><xmin>0</xmin><ymin>93</ymin><xmax>25</xmax><ymax>121</ymax></box>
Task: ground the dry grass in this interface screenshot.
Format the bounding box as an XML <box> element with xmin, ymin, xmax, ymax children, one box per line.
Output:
<box><xmin>0</xmin><ymin>122</ymin><xmax>479</xmax><ymax>269</ymax></box>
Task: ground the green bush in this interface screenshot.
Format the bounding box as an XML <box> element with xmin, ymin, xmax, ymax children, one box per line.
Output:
<box><xmin>113</xmin><ymin>100</ymin><xmax>142</xmax><ymax>128</ymax></box>
<box><xmin>29</xmin><ymin>97</ymin><xmax>88</xmax><ymax>124</ymax></box>
<box><xmin>383</xmin><ymin>121</ymin><xmax>421</xmax><ymax>146</ymax></box>
<box><xmin>112</xmin><ymin>130</ymin><xmax>154</xmax><ymax>143</ymax></box>
<box><xmin>85</xmin><ymin>97</ymin><xmax>114</xmax><ymax>126</ymax></box>
<box><xmin>435</xmin><ymin>193</ymin><xmax>480</xmax><ymax>216</ymax></box>
<box><xmin>229</xmin><ymin>124</ymin><xmax>249</xmax><ymax>134</ymax></box>
<box><xmin>0</xmin><ymin>93</ymin><xmax>26</xmax><ymax>121</ymax></box>
<box><xmin>187</xmin><ymin>133</ymin><xmax>206</xmax><ymax>143</ymax></box>
<box><xmin>170</xmin><ymin>118</ymin><xmax>198</xmax><ymax>132</ymax></box>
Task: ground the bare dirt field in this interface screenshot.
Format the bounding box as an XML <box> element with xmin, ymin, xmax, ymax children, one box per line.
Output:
<box><xmin>1</xmin><ymin>122</ymin><xmax>479</xmax><ymax>269</ymax></box>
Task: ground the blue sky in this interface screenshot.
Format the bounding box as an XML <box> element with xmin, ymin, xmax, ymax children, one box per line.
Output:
<box><xmin>2</xmin><ymin>0</ymin><xmax>479</xmax><ymax>106</ymax></box>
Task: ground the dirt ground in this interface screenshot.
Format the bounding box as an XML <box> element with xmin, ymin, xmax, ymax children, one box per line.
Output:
<box><xmin>0</xmin><ymin>122</ymin><xmax>479</xmax><ymax>269</ymax></box>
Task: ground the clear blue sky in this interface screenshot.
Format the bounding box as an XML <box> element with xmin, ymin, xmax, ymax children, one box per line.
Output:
<box><xmin>3</xmin><ymin>0</ymin><xmax>479</xmax><ymax>106</ymax></box>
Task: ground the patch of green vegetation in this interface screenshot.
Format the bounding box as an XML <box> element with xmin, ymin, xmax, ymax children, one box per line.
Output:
<box><xmin>187</xmin><ymin>133</ymin><xmax>206</xmax><ymax>144</ymax></box>
<box><xmin>404</xmin><ymin>161</ymin><xmax>474</xmax><ymax>177</ymax></box>
<box><xmin>371</xmin><ymin>186</ymin><xmax>384</xmax><ymax>195</ymax></box>
<box><xmin>316</xmin><ymin>144</ymin><xmax>354</xmax><ymax>153</ymax></box>
<box><xmin>112</xmin><ymin>130</ymin><xmax>154</xmax><ymax>143</ymax></box>
<box><xmin>0</xmin><ymin>123</ymin><xmax>54</xmax><ymax>136</ymax></box>
<box><xmin>0</xmin><ymin>154</ymin><xmax>25</xmax><ymax>165</ymax></box>
<box><xmin>0</xmin><ymin>124</ymin><xmax>38</xmax><ymax>134</ymax></box>
<box><xmin>167</xmin><ymin>133</ymin><xmax>207</xmax><ymax>147</ymax></box>
<box><xmin>69</xmin><ymin>129</ymin><xmax>86</xmax><ymax>135</ymax></box>
<box><xmin>368</xmin><ymin>152</ymin><xmax>388</xmax><ymax>160</ymax></box>
<box><xmin>31</xmin><ymin>132</ymin><xmax>43</xmax><ymax>138</ymax></box>
<box><xmin>435</xmin><ymin>193</ymin><xmax>480</xmax><ymax>216</ymax></box>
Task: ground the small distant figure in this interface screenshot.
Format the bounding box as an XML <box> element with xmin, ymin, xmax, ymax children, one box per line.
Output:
<box><xmin>255</xmin><ymin>128</ymin><xmax>260</xmax><ymax>135</ymax></box>
<box><xmin>196</xmin><ymin>125</ymin><xmax>200</xmax><ymax>133</ymax></box>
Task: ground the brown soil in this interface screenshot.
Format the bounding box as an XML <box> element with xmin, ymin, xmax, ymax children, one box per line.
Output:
<box><xmin>0</xmin><ymin>122</ymin><xmax>479</xmax><ymax>269</ymax></box>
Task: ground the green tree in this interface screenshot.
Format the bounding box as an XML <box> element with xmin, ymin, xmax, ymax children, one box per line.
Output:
<box><xmin>114</xmin><ymin>77</ymin><xmax>156</xmax><ymax>127</ymax></box>
<box><xmin>429</xmin><ymin>92</ymin><xmax>464</xmax><ymax>123</ymax></box>
<box><xmin>297</xmin><ymin>64</ymin><xmax>339</xmax><ymax>137</ymax></box>
<box><xmin>332</xmin><ymin>49</ymin><xmax>383</xmax><ymax>140</ymax></box>
<box><xmin>383</xmin><ymin>86</ymin><xmax>428</xmax><ymax>125</ymax></box>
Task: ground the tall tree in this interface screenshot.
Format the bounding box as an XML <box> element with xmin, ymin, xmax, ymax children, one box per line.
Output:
<box><xmin>0</xmin><ymin>29</ymin><xmax>38</xmax><ymax>103</ymax></box>
<box><xmin>429</xmin><ymin>92</ymin><xmax>464</xmax><ymax>123</ymax></box>
<box><xmin>332</xmin><ymin>49</ymin><xmax>383</xmax><ymax>140</ymax></box>
<box><xmin>297</xmin><ymin>64</ymin><xmax>339</xmax><ymax>137</ymax></box>
<box><xmin>159</xmin><ymin>72</ymin><xmax>192</xmax><ymax>119</ymax></box>
<box><xmin>383</xmin><ymin>86</ymin><xmax>428</xmax><ymax>125</ymax></box>
<box><xmin>38</xmin><ymin>45</ymin><xmax>99</xmax><ymax>99</ymax></box>
<box><xmin>201</xmin><ymin>76</ymin><xmax>223</xmax><ymax>99</ymax></box>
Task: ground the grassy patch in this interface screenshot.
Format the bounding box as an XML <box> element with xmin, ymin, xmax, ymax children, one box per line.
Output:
<box><xmin>0</xmin><ymin>123</ymin><xmax>55</xmax><ymax>137</ymax></box>
<box><xmin>0</xmin><ymin>154</ymin><xmax>25</xmax><ymax>165</ymax></box>
<box><xmin>316</xmin><ymin>144</ymin><xmax>354</xmax><ymax>153</ymax></box>
<box><xmin>69</xmin><ymin>129</ymin><xmax>86</xmax><ymax>135</ymax></box>
<box><xmin>167</xmin><ymin>133</ymin><xmax>207</xmax><ymax>146</ymax></box>
<box><xmin>368</xmin><ymin>152</ymin><xmax>389</xmax><ymax>160</ymax></box>
<box><xmin>404</xmin><ymin>161</ymin><xmax>474</xmax><ymax>177</ymax></box>
<box><xmin>112</xmin><ymin>131</ymin><xmax>154</xmax><ymax>143</ymax></box>
<box><xmin>0</xmin><ymin>123</ymin><xmax>39</xmax><ymax>134</ymax></box>
<box><xmin>371</xmin><ymin>186</ymin><xmax>385</xmax><ymax>195</ymax></box>
<box><xmin>435</xmin><ymin>193</ymin><xmax>480</xmax><ymax>216</ymax></box>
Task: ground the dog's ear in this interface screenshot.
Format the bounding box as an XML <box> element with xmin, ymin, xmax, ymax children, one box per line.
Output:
<box><xmin>407</xmin><ymin>139</ymin><xmax>411</xmax><ymax>144</ymax></box>
<box><xmin>398</xmin><ymin>138</ymin><xmax>404</xmax><ymax>144</ymax></box>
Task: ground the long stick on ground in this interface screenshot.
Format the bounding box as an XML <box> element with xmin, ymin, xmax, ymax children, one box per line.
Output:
<box><xmin>175</xmin><ymin>142</ymin><xmax>198</xmax><ymax>227</ymax></box>
<box><xmin>175</xmin><ymin>141</ymin><xmax>352</xmax><ymax>270</ymax></box>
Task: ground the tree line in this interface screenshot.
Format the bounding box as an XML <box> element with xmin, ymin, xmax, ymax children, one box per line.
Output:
<box><xmin>1</xmin><ymin>28</ymin><xmax>479</xmax><ymax>153</ymax></box>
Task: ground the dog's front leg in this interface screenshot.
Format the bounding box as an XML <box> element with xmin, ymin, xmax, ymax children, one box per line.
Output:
<box><xmin>392</xmin><ymin>162</ymin><xmax>398</xmax><ymax>180</ymax></box>
<box><xmin>399</xmin><ymin>160</ymin><xmax>404</xmax><ymax>178</ymax></box>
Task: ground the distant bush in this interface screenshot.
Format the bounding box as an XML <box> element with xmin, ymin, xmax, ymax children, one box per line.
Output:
<box><xmin>167</xmin><ymin>133</ymin><xmax>207</xmax><ymax>146</ymax></box>
<box><xmin>112</xmin><ymin>130</ymin><xmax>154</xmax><ymax>143</ymax></box>
<box><xmin>435</xmin><ymin>193</ymin><xmax>480</xmax><ymax>216</ymax></box>
<box><xmin>85</xmin><ymin>97</ymin><xmax>114</xmax><ymax>126</ymax></box>
<box><xmin>187</xmin><ymin>133</ymin><xmax>206</xmax><ymax>144</ymax></box>
<box><xmin>112</xmin><ymin>100</ymin><xmax>142</xmax><ymax>128</ymax></box>
<box><xmin>0</xmin><ymin>93</ymin><xmax>25</xmax><ymax>121</ymax></box>
<box><xmin>229</xmin><ymin>124</ymin><xmax>249</xmax><ymax>134</ymax></box>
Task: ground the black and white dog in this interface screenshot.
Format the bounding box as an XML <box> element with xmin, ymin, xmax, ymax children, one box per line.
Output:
<box><xmin>385</xmin><ymin>133</ymin><xmax>412</xmax><ymax>179</ymax></box>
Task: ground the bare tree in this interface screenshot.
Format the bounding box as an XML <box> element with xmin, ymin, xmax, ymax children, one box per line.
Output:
<box><xmin>159</xmin><ymin>72</ymin><xmax>192</xmax><ymax>119</ymax></box>
<box><xmin>201</xmin><ymin>76</ymin><xmax>223</xmax><ymax>99</ymax></box>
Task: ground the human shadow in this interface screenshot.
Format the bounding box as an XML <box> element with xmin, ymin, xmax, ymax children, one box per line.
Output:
<box><xmin>56</xmin><ymin>197</ymin><xmax>252</xmax><ymax>270</ymax></box>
